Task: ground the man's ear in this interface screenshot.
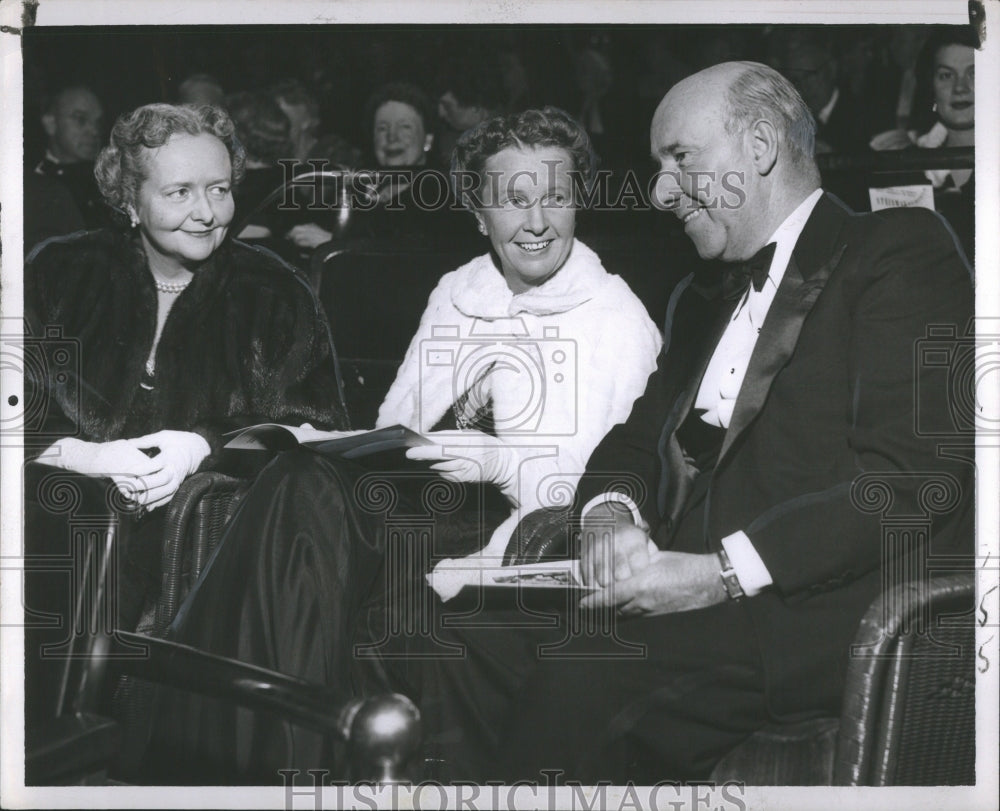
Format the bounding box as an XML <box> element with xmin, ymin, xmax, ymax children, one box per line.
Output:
<box><xmin>41</xmin><ymin>113</ymin><xmax>57</xmax><ymax>139</ymax></box>
<box><xmin>748</xmin><ymin>118</ymin><xmax>779</xmax><ymax>176</ymax></box>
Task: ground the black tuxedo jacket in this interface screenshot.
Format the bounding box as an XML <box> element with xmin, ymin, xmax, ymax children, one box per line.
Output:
<box><xmin>575</xmin><ymin>193</ymin><xmax>974</xmax><ymax>716</ymax></box>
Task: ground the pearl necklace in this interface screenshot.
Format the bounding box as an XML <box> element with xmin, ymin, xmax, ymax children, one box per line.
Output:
<box><xmin>154</xmin><ymin>277</ymin><xmax>191</xmax><ymax>294</ymax></box>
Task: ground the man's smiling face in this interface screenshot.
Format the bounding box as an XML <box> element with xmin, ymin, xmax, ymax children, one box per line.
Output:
<box><xmin>650</xmin><ymin>76</ymin><xmax>763</xmax><ymax>263</ymax></box>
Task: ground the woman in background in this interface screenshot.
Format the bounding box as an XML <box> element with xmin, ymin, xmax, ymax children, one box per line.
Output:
<box><xmin>869</xmin><ymin>26</ymin><xmax>976</xmax><ymax>261</ymax></box>
<box><xmin>285</xmin><ymin>81</ymin><xmax>461</xmax><ymax>251</ymax></box>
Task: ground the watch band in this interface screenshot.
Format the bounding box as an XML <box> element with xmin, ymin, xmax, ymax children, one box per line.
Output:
<box><xmin>717</xmin><ymin>546</ymin><xmax>746</xmax><ymax>600</ymax></box>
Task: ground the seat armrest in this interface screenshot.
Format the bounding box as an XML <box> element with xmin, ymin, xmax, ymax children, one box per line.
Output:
<box><xmin>503</xmin><ymin>507</ymin><xmax>573</xmax><ymax>565</ymax></box>
<box><xmin>107</xmin><ymin>631</ymin><xmax>420</xmax><ymax>781</ymax></box>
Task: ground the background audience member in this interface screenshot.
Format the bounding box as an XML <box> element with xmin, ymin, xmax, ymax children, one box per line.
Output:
<box><xmin>886</xmin><ymin>25</ymin><xmax>932</xmax><ymax>131</ymax></box>
<box><xmin>267</xmin><ymin>78</ymin><xmax>323</xmax><ymax>163</ymax></box>
<box><xmin>434</xmin><ymin>52</ymin><xmax>506</xmax><ymax>164</ymax></box>
<box><xmin>766</xmin><ymin>27</ymin><xmax>871</xmax><ymax>153</ymax></box>
<box><xmin>225</xmin><ymin>90</ymin><xmax>294</xmax><ymax>242</ymax></box>
<box><xmin>366</xmin><ymin>81</ymin><xmax>436</xmax><ymax>168</ymax></box>
<box><xmin>285</xmin><ymin>82</ymin><xmax>456</xmax><ymax>253</ymax></box>
<box><xmin>834</xmin><ymin>27</ymin><xmax>897</xmax><ymax>136</ymax></box>
<box><xmin>869</xmin><ymin>26</ymin><xmax>977</xmax><ymax>262</ymax></box>
<box><xmin>177</xmin><ymin>73</ymin><xmax>226</xmax><ymax>107</ymax></box>
<box><xmin>25</xmin><ymin>85</ymin><xmax>111</xmax><ymax>247</ymax></box>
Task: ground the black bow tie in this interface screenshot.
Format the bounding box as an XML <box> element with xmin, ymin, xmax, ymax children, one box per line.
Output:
<box><xmin>722</xmin><ymin>242</ymin><xmax>777</xmax><ymax>301</ymax></box>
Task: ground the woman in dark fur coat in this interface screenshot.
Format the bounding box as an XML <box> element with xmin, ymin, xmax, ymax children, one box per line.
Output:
<box><xmin>23</xmin><ymin>103</ymin><xmax>349</xmax><ymax>640</ymax></box>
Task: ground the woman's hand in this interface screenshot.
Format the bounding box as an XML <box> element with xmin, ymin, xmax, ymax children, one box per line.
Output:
<box><xmin>286</xmin><ymin>223</ymin><xmax>333</xmax><ymax>249</ymax></box>
<box><xmin>406</xmin><ymin>433</ymin><xmax>517</xmax><ymax>496</ymax></box>
<box><xmin>43</xmin><ymin>438</ymin><xmax>164</xmax><ymax>495</ymax></box>
<box><xmin>121</xmin><ymin>430</ymin><xmax>212</xmax><ymax>511</ymax></box>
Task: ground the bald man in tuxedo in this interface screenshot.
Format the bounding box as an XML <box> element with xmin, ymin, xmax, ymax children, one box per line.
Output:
<box><xmin>402</xmin><ymin>61</ymin><xmax>974</xmax><ymax>784</ymax></box>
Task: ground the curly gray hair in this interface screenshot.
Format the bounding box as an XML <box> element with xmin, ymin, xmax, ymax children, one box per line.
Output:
<box><xmin>94</xmin><ymin>103</ymin><xmax>246</xmax><ymax>216</ymax></box>
<box><xmin>451</xmin><ymin>106</ymin><xmax>597</xmax><ymax>210</ymax></box>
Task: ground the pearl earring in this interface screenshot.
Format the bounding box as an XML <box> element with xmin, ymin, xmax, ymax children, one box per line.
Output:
<box><xmin>932</xmin><ymin>102</ymin><xmax>938</xmax><ymax>114</ymax></box>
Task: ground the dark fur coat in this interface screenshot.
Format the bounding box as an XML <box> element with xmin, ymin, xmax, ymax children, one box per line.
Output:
<box><xmin>25</xmin><ymin>229</ymin><xmax>349</xmax><ymax>459</ymax></box>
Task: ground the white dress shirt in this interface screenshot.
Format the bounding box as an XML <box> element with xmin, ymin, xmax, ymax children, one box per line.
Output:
<box><xmin>583</xmin><ymin>188</ymin><xmax>824</xmax><ymax>597</ymax></box>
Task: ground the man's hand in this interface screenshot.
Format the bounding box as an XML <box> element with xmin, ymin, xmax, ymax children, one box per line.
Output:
<box><xmin>580</xmin><ymin>551</ymin><xmax>727</xmax><ymax>616</ymax></box>
<box><xmin>579</xmin><ymin>503</ymin><xmax>658</xmax><ymax>587</ymax></box>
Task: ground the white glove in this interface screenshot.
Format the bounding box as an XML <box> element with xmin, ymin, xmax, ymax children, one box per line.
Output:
<box><xmin>42</xmin><ymin>437</ymin><xmax>164</xmax><ymax>507</ymax></box>
<box><xmin>406</xmin><ymin>432</ymin><xmax>518</xmax><ymax>502</ymax></box>
<box><xmin>120</xmin><ymin>430</ymin><xmax>211</xmax><ymax>511</ymax></box>
<box><xmin>44</xmin><ymin>437</ymin><xmax>161</xmax><ymax>479</ymax></box>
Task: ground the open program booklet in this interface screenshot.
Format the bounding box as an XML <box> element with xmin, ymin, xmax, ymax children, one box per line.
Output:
<box><xmin>427</xmin><ymin>558</ymin><xmax>597</xmax><ymax>605</ymax></box>
<box><xmin>223</xmin><ymin>423</ymin><xmax>433</xmax><ymax>457</ymax></box>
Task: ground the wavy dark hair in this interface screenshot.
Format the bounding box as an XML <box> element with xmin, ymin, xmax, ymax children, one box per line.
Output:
<box><xmin>450</xmin><ymin>106</ymin><xmax>597</xmax><ymax>210</ymax></box>
<box><xmin>94</xmin><ymin>103</ymin><xmax>246</xmax><ymax>217</ymax></box>
<box><xmin>363</xmin><ymin>82</ymin><xmax>435</xmax><ymax>140</ymax></box>
<box><xmin>910</xmin><ymin>25</ymin><xmax>979</xmax><ymax>135</ymax></box>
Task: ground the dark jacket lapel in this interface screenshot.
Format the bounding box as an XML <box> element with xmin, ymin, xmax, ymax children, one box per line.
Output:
<box><xmin>656</xmin><ymin>271</ymin><xmax>737</xmax><ymax>520</ymax></box>
<box><xmin>717</xmin><ymin>193</ymin><xmax>850</xmax><ymax>465</ymax></box>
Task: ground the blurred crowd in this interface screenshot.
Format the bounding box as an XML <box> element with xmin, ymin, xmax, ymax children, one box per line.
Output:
<box><xmin>23</xmin><ymin>24</ymin><xmax>976</xmax><ymax>260</ymax></box>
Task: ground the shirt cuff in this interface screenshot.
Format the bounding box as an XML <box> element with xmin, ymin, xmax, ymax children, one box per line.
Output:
<box><xmin>720</xmin><ymin>531</ymin><xmax>773</xmax><ymax>597</ymax></box>
<box><xmin>580</xmin><ymin>492</ymin><xmax>644</xmax><ymax>527</ymax></box>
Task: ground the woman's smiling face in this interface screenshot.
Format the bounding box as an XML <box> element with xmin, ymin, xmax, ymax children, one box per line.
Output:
<box><xmin>474</xmin><ymin>145</ymin><xmax>578</xmax><ymax>294</ymax></box>
<box><xmin>131</xmin><ymin>132</ymin><xmax>234</xmax><ymax>273</ymax></box>
<box><xmin>373</xmin><ymin>100</ymin><xmax>432</xmax><ymax>167</ymax></box>
<box><xmin>933</xmin><ymin>44</ymin><xmax>975</xmax><ymax>131</ymax></box>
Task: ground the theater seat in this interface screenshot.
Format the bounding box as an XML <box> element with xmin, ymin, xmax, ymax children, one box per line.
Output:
<box><xmin>310</xmin><ymin>236</ymin><xmax>482</xmax><ymax>427</ymax></box>
<box><xmin>709</xmin><ymin>573</ymin><xmax>975</xmax><ymax>786</ymax></box>
<box><xmin>22</xmin><ymin>466</ymin><xmax>422</xmax><ymax>786</ymax></box>
<box><xmin>506</xmin><ymin>509</ymin><xmax>976</xmax><ymax>786</ymax></box>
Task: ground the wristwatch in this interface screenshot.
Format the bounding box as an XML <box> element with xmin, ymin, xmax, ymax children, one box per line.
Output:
<box><xmin>717</xmin><ymin>546</ymin><xmax>746</xmax><ymax>600</ymax></box>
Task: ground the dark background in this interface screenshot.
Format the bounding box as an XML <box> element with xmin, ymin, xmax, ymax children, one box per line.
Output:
<box><xmin>22</xmin><ymin>24</ymin><xmax>920</xmax><ymax>171</ymax></box>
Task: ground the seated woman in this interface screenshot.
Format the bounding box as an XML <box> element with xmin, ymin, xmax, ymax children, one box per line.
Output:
<box><xmin>284</xmin><ymin>82</ymin><xmax>470</xmax><ymax>252</ymax></box>
<box><xmin>24</xmin><ymin>103</ymin><xmax>349</xmax><ymax>640</ymax></box>
<box><xmin>145</xmin><ymin>107</ymin><xmax>661</xmax><ymax>783</ymax></box>
<box><xmin>868</xmin><ymin>26</ymin><xmax>976</xmax><ymax>263</ymax></box>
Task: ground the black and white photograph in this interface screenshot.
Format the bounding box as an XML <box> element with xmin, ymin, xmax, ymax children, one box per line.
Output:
<box><xmin>1</xmin><ymin>1</ymin><xmax>997</xmax><ymax>808</ymax></box>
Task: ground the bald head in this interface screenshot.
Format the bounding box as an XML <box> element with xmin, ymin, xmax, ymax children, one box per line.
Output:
<box><xmin>655</xmin><ymin>61</ymin><xmax>816</xmax><ymax>169</ymax></box>
<box><xmin>42</xmin><ymin>86</ymin><xmax>104</xmax><ymax>164</ymax></box>
<box><xmin>649</xmin><ymin>61</ymin><xmax>820</xmax><ymax>263</ymax></box>
<box><xmin>652</xmin><ymin>62</ymin><xmax>734</xmax><ymax>136</ymax></box>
